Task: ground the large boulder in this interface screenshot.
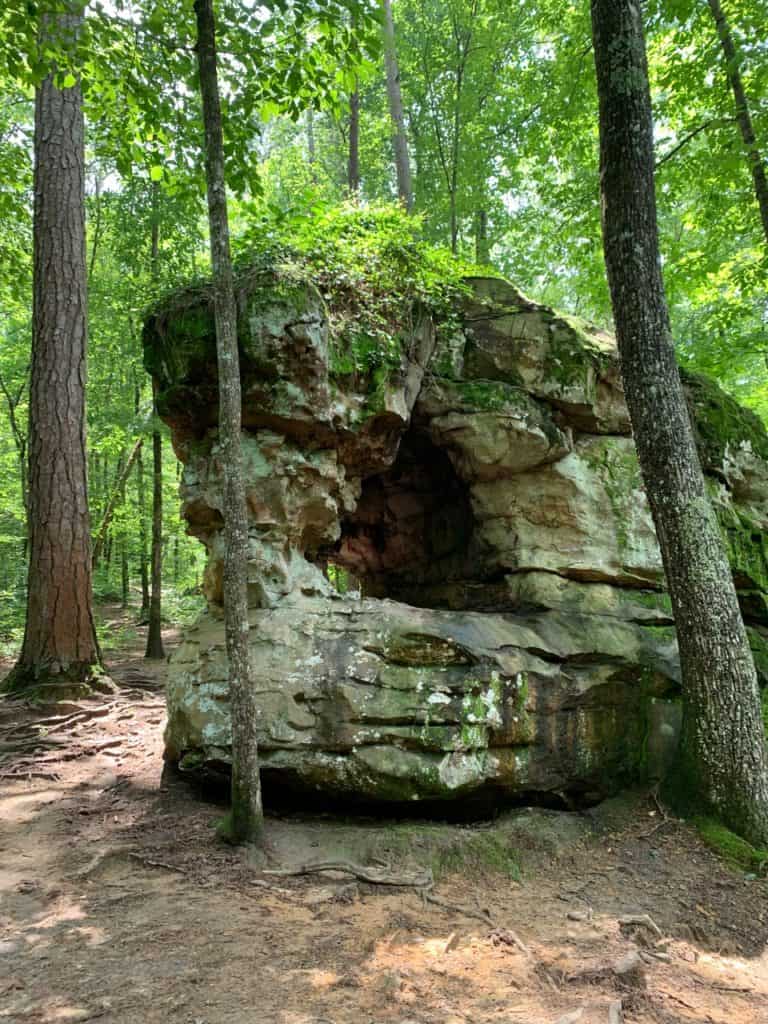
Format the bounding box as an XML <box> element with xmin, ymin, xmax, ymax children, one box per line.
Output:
<box><xmin>144</xmin><ymin>271</ymin><xmax>768</xmax><ymax>807</ymax></box>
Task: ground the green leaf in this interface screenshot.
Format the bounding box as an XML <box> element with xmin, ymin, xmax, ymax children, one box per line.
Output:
<box><xmin>149</xmin><ymin>164</ymin><xmax>163</xmax><ymax>182</ymax></box>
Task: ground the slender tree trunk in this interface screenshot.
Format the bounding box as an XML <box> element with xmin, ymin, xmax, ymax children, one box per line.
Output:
<box><xmin>195</xmin><ymin>0</ymin><xmax>263</xmax><ymax>842</ymax></box>
<box><xmin>591</xmin><ymin>0</ymin><xmax>768</xmax><ymax>846</ymax></box>
<box><xmin>120</xmin><ymin>463</ymin><xmax>129</xmax><ymax>609</ymax></box>
<box><xmin>134</xmin><ymin>381</ymin><xmax>150</xmax><ymax>619</ymax></box>
<box><xmin>88</xmin><ymin>168</ymin><xmax>103</xmax><ymax>285</ymax></box>
<box><xmin>382</xmin><ymin>0</ymin><xmax>413</xmax><ymax>211</ymax></box>
<box><xmin>92</xmin><ymin>437</ymin><xmax>143</xmax><ymax>566</ymax></box>
<box><xmin>474</xmin><ymin>208</ymin><xmax>489</xmax><ymax>263</ymax></box>
<box><xmin>449</xmin><ymin>63</ymin><xmax>463</xmax><ymax>254</ymax></box>
<box><xmin>707</xmin><ymin>0</ymin><xmax>768</xmax><ymax>245</ymax></box>
<box><xmin>306</xmin><ymin>106</ymin><xmax>318</xmax><ymax>184</ymax></box>
<box><xmin>348</xmin><ymin>86</ymin><xmax>360</xmax><ymax>195</ymax></box>
<box><xmin>145</xmin><ymin>425</ymin><xmax>165</xmax><ymax>658</ymax></box>
<box><xmin>4</xmin><ymin>4</ymin><xmax>103</xmax><ymax>697</ymax></box>
<box><xmin>145</xmin><ymin>183</ymin><xmax>165</xmax><ymax>659</ymax></box>
<box><xmin>136</xmin><ymin>445</ymin><xmax>150</xmax><ymax>616</ymax></box>
<box><xmin>0</xmin><ymin>371</ymin><xmax>29</xmax><ymax>557</ymax></box>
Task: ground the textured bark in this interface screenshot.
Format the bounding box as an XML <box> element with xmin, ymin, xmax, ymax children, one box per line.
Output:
<box><xmin>382</xmin><ymin>0</ymin><xmax>413</xmax><ymax>212</ymax></box>
<box><xmin>4</xmin><ymin>5</ymin><xmax>102</xmax><ymax>696</ymax></box>
<box><xmin>348</xmin><ymin>87</ymin><xmax>360</xmax><ymax>194</ymax></box>
<box><xmin>591</xmin><ymin>0</ymin><xmax>768</xmax><ymax>845</ymax></box>
<box><xmin>195</xmin><ymin>0</ymin><xmax>263</xmax><ymax>842</ymax></box>
<box><xmin>707</xmin><ymin>0</ymin><xmax>768</xmax><ymax>246</ymax></box>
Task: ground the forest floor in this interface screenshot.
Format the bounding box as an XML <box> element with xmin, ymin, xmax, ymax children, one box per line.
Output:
<box><xmin>1</xmin><ymin>608</ymin><xmax>768</xmax><ymax>1024</ymax></box>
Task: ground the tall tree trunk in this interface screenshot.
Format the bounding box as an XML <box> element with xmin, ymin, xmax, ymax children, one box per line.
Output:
<box><xmin>707</xmin><ymin>0</ymin><xmax>768</xmax><ymax>245</ymax></box>
<box><xmin>195</xmin><ymin>0</ymin><xmax>263</xmax><ymax>842</ymax></box>
<box><xmin>474</xmin><ymin>208</ymin><xmax>489</xmax><ymax>264</ymax></box>
<box><xmin>382</xmin><ymin>0</ymin><xmax>413</xmax><ymax>212</ymax></box>
<box><xmin>92</xmin><ymin>437</ymin><xmax>143</xmax><ymax>566</ymax></box>
<box><xmin>4</xmin><ymin>4</ymin><xmax>103</xmax><ymax>697</ymax></box>
<box><xmin>306</xmin><ymin>106</ymin><xmax>317</xmax><ymax>184</ymax></box>
<box><xmin>145</xmin><ymin>183</ymin><xmax>166</xmax><ymax>659</ymax></box>
<box><xmin>120</xmin><ymin>461</ymin><xmax>129</xmax><ymax>610</ymax></box>
<box><xmin>134</xmin><ymin>381</ymin><xmax>150</xmax><ymax>619</ymax></box>
<box><xmin>145</xmin><ymin>426</ymin><xmax>165</xmax><ymax>658</ymax></box>
<box><xmin>591</xmin><ymin>0</ymin><xmax>768</xmax><ymax>846</ymax></box>
<box><xmin>0</xmin><ymin>370</ymin><xmax>29</xmax><ymax>558</ymax></box>
<box><xmin>348</xmin><ymin>86</ymin><xmax>360</xmax><ymax>195</ymax></box>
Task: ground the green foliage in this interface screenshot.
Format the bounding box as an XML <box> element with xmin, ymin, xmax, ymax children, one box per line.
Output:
<box><xmin>235</xmin><ymin>199</ymin><xmax>488</xmax><ymax>373</ymax></box>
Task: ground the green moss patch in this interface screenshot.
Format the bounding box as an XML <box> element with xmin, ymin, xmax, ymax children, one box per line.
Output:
<box><xmin>381</xmin><ymin>822</ymin><xmax>521</xmax><ymax>881</ymax></box>
<box><xmin>694</xmin><ymin>816</ymin><xmax>768</xmax><ymax>873</ymax></box>
<box><xmin>683</xmin><ymin>368</ymin><xmax>768</xmax><ymax>472</ymax></box>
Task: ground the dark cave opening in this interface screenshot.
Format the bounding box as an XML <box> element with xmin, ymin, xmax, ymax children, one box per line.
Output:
<box><xmin>321</xmin><ymin>428</ymin><xmax>480</xmax><ymax>607</ymax></box>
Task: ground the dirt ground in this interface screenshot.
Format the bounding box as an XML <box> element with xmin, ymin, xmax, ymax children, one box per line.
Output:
<box><xmin>2</xmin><ymin>613</ymin><xmax>768</xmax><ymax>1024</ymax></box>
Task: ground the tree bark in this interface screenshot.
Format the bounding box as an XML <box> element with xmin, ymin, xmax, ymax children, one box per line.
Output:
<box><xmin>145</xmin><ymin>182</ymin><xmax>166</xmax><ymax>659</ymax></box>
<box><xmin>195</xmin><ymin>0</ymin><xmax>263</xmax><ymax>842</ymax></box>
<box><xmin>348</xmin><ymin>86</ymin><xmax>360</xmax><ymax>195</ymax></box>
<box><xmin>591</xmin><ymin>0</ymin><xmax>768</xmax><ymax>846</ymax></box>
<box><xmin>707</xmin><ymin>0</ymin><xmax>768</xmax><ymax>246</ymax></box>
<box><xmin>382</xmin><ymin>0</ymin><xmax>413</xmax><ymax>212</ymax></box>
<box><xmin>4</xmin><ymin>4</ymin><xmax>103</xmax><ymax>697</ymax></box>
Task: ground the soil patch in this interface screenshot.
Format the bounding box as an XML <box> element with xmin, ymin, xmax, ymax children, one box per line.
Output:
<box><xmin>1</xmin><ymin>612</ymin><xmax>767</xmax><ymax>1023</ymax></box>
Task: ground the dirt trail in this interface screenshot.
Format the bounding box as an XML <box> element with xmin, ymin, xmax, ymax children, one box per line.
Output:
<box><xmin>1</xmin><ymin>615</ymin><xmax>768</xmax><ymax>1024</ymax></box>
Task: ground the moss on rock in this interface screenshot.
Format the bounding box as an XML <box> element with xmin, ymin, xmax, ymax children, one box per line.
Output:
<box><xmin>683</xmin><ymin>368</ymin><xmax>768</xmax><ymax>472</ymax></box>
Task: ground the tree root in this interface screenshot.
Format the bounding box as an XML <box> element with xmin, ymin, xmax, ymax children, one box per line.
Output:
<box><xmin>264</xmin><ymin>859</ymin><xmax>433</xmax><ymax>888</ymax></box>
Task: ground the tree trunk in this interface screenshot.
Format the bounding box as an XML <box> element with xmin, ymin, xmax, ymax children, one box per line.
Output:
<box><xmin>382</xmin><ymin>0</ymin><xmax>413</xmax><ymax>212</ymax></box>
<box><xmin>0</xmin><ymin>370</ymin><xmax>29</xmax><ymax>558</ymax></box>
<box><xmin>474</xmin><ymin>208</ymin><xmax>489</xmax><ymax>264</ymax></box>
<box><xmin>348</xmin><ymin>86</ymin><xmax>360</xmax><ymax>195</ymax></box>
<box><xmin>591</xmin><ymin>0</ymin><xmax>768</xmax><ymax>846</ymax></box>
<box><xmin>134</xmin><ymin>381</ymin><xmax>150</xmax><ymax>619</ymax></box>
<box><xmin>145</xmin><ymin>183</ymin><xmax>166</xmax><ymax>659</ymax></box>
<box><xmin>195</xmin><ymin>0</ymin><xmax>263</xmax><ymax>843</ymax></box>
<box><xmin>4</xmin><ymin>4</ymin><xmax>103</xmax><ymax>698</ymax></box>
<box><xmin>707</xmin><ymin>0</ymin><xmax>768</xmax><ymax>245</ymax></box>
<box><xmin>306</xmin><ymin>106</ymin><xmax>318</xmax><ymax>184</ymax></box>
<box><xmin>145</xmin><ymin>424</ymin><xmax>165</xmax><ymax>658</ymax></box>
<box><xmin>92</xmin><ymin>437</ymin><xmax>143</xmax><ymax>566</ymax></box>
<box><xmin>120</xmin><ymin>485</ymin><xmax>129</xmax><ymax>610</ymax></box>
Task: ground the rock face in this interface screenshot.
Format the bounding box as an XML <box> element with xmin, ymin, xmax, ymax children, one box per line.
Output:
<box><xmin>144</xmin><ymin>273</ymin><xmax>768</xmax><ymax>807</ymax></box>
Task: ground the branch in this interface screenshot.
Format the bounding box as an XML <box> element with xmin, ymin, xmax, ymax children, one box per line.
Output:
<box><xmin>655</xmin><ymin>118</ymin><xmax>733</xmax><ymax>169</ymax></box>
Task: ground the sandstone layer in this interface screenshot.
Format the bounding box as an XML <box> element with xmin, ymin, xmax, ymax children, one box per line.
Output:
<box><xmin>144</xmin><ymin>273</ymin><xmax>768</xmax><ymax>806</ymax></box>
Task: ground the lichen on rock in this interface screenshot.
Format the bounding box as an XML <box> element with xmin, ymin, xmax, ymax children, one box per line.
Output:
<box><xmin>144</xmin><ymin>268</ymin><xmax>768</xmax><ymax>808</ymax></box>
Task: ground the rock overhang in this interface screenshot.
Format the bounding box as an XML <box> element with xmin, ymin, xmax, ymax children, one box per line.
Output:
<box><xmin>143</xmin><ymin>269</ymin><xmax>768</xmax><ymax>808</ymax></box>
